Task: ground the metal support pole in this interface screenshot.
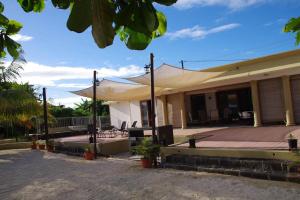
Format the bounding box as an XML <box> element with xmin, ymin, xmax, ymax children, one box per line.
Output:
<box><xmin>150</xmin><ymin>53</ymin><xmax>157</xmax><ymax>143</ymax></box>
<box><xmin>181</xmin><ymin>60</ymin><xmax>184</xmax><ymax>69</ymax></box>
<box><xmin>93</xmin><ymin>70</ymin><xmax>97</xmax><ymax>159</ymax></box>
<box><xmin>42</xmin><ymin>88</ymin><xmax>49</xmax><ymax>144</ymax></box>
<box><xmin>150</xmin><ymin>53</ymin><xmax>158</xmax><ymax>167</ymax></box>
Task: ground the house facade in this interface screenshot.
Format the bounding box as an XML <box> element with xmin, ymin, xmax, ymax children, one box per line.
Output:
<box><xmin>107</xmin><ymin>49</ymin><xmax>300</xmax><ymax>129</ymax></box>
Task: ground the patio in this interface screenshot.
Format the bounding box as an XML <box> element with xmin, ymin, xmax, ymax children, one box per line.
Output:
<box><xmin>147</xmin><ymin>125</ymin><xmax>300</xmax><ymax>150</ymax></box>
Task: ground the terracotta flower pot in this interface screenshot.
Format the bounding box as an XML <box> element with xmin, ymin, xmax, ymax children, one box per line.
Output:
<box><xmin>141</xmin><ymin>158</ymin><xmax>152</xmax><ymax>168</ymax></box>
<box><xmin>47</xmin><ymin>145</ymin><xmax>54</xmax><ymax>152</ymax></box>
<box><xmin>38</xmin><ymin>144</ymin><xmax>45</xmax><ymax>150</ymax></box>
<box><xmin>84</xmin><ymin>152</ymin><xmax>94</xmax><ymax>160</ymax></box>
<box><xmin>31</xmin><ymin>143</ymin><xmax>37</xmax><ymax>150</ymax></box>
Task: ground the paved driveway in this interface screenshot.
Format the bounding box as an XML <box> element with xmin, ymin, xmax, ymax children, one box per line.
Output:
<box><xmin>1</xmin><ymin>149</ymin><xmax>300</xmax><ymax>200</ymax></box>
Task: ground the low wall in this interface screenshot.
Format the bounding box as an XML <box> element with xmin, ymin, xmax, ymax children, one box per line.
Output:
<box><xmin>53</xmin><ymin>139</ymin><xmax>129</xmax><ymax>156</ymax></box>
<box><xmin>98</xmin><ymin>139</ymin><xmax>129</xmax><ymax>156</ymax></box>
<box><xmin>161</xmin><ymin>147</ymin><xmax>300</xmax><ymax>162</ymax></box>
<box><xmin>0</xmin><ymin>142</ymin><xmax>31</xmax><ymax>150</ymax></box>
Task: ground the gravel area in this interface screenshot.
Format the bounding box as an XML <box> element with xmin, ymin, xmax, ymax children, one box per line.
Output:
<box><xmin>1</xmin><ymin>149</ymin><xmax>300</xmax><ymax>200</ymax></box>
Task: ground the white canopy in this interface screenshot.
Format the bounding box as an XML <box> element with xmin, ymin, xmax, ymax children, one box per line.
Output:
<box><xmin>71</xmin><ymin>79</ymin><xmax>162</xmax><ymax>101</ymax></box>
<box><xmin>126</xmin><ymin>64</ymin><xmax>224</xmax><ymax>89</ymax></box>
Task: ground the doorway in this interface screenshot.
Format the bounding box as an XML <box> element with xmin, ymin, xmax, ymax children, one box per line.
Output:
<box><xmin>189</xmin><ymin>94</ymin><xmax>207</xmax><ymax>125</ymax></box>
<box><xmin>217</xmin><ymin>87</ymin><xmax>253</xmax><ymax>124</ymax></box>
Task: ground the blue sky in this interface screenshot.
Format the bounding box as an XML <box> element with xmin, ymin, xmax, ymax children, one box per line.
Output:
<box><xmin>3</xmin><ymin>0</ymin><xmax>300</xmax><ymax>107</ymax></box>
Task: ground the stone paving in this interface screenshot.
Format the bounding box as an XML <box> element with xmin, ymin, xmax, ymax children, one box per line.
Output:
<box><xmin>1</xmin><ymin>149</ymin><xmax>300</xmax><ymax>200</ymax></box>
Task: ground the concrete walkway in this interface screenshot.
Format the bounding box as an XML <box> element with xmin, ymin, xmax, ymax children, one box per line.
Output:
<box><xmin>1</xmin><ymin>149</ymin><xmax>300</xmax><ymax>200</ymax></box>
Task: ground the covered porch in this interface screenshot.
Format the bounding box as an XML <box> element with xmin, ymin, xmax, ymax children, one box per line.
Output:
<box><xmin>145</xmin><ymin>125</ymin><xmax>300</xmax><ymax>150</ymax></box>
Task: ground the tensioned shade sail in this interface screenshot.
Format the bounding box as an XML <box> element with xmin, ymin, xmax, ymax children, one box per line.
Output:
<box><xmin>126</xmin><ymin>64</ymin><xmax>224</xmax><ymax>89</ymax></box>
<box><xmin>72</xmin><ymin>79</ymin><xmax>162</xmax><ymax>101</ymax></box>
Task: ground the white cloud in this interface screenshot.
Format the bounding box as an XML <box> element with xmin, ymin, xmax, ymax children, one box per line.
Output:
<box><xmin>51</xmin><ymin>96</ymin><xmax>89</xmax><ymax>108</ymax></box>
<box><xmin>10</xmin><ymin>34</ymin><xmax>33</xmax><ymax>42</ymax></box>
<box><xmin>174</xmin><ymin>0</ymin><xmax>267</xmax><ymax>10</ymax></box>
<box><xmin>56</xmin><ymin>83</ymin><xmax>91</xmax><ymax>89</ymax></box>
<box><xmin>166</xmin><ymin>23</ymin><xmax>240</xmax><ymax>40</ymax></box>
<box><xmin>16</xmin><ymin>61</ymin><xmax>144</xmax><ymax>87</ymax></box>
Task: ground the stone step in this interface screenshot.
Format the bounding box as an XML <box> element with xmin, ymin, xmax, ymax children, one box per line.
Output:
<box><xmin>163</xmin><ymin>163</ymin><xmax>300</xmax><ymax>183</ymax></box>
<box><xmin>165</xmin><ymin>154</ymin><xmax>298</xmax><ymax>173</ymax></box>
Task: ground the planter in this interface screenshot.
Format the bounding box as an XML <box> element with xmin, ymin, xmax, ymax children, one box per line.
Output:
<box><xmin>288</xmin><ymin>139</ymin><xmax>298</xmax><ymax>150</ymax></box>
<box><xmin>189</xmin><ymin>138</ymin><xmax>196</xmax><ymax>148</ymax></box>
<box><xmin>38</xmin><ymin>144</ymin><xmax>45</xmax><ymax>150</ymax></box>
<box><xmin>141</xmin><ymin>158</ymin><xmax>152</xmax><ymax>168</ymax></box>
<box><xmin>47</xmin><ymin>145</ymin><xmax>54</xmax><ymax>152</ymax></box>
<box><xmin>84</xmin><ymin>152</ymin><xmax>94</xmax><ymax>160</ymax></box>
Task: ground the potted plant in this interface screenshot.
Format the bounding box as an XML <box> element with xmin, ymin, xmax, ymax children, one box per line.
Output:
<box><xmin>288</xmin><ymin>134</ymin><xmax>298</xmax><ymax>150</ymax></box>
<box><xmin>83</xmin><ymin>147</ymin><xmax>94</xmax><ymax>160</ymax></box>
<box><xmin>133</xmin><ymin>137</ymin><xmax>160</xmax><ymax>168</ymax></box>
<box><xmin>38</xmin><ymin>140</ymin><xmax>45</xmax><ymax>150</ymax></box>
<box><xmin>47</xmin><ymin>140</ymin><xmax>54</xmax><ymax>152</ymax></box>
<box><xmin>31</xmin><ymin>140</ymin><xmax>37</xmax><ymax>149</ymax></box>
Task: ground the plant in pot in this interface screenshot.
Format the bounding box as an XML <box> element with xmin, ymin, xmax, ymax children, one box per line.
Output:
<box><xmin>133</xmin><ymin>137</ymin><xmax>160</xmax><ymax>168</ymax></box>
<box><xmin>288</xmin><ymin>134</ymin><xmax>298</xmax><ymax>150</ymax></box>
<box><xmin>38</xmin><ymin>140</ymin><xmax>46</xmax><ymax>150</ymax></box>
<box><xmin>31</xmin><ymin>140</ymin><xmax>37</xmax><ymax>150</ymax></box>
<box><xmin>83</xmin><ymin>147</ymin><xmax>94</xmax><ymax>160</ymax></box>
<box><xmin>46</xmin><ymin>140</ymin><xmax>54</xmax><ymax>152</ymax></box>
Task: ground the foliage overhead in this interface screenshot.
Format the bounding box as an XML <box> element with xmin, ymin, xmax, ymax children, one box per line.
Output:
<box><xmin>0</xmin><ymin>1</ymin><xmax>23</xmax><ymax>59</ymax></box>
<box><xmin>284</xmin><ymin>17</ymin><xmax>300</xmax><ymax>45</ymax></box>
<box><xmin>14</xmin><ymin>0</ymin><xmax>177</xmax><ymax>50</ymax></box>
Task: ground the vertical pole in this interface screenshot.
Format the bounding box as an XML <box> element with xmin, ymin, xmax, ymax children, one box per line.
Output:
<box><xmin>93</xmin><ymin>71</ymin><xmax>97</xmax><ymax>159</ymax></box>
<box><xmin>150</xmin><ymin>53</ymin><xmax>157</xmax><ymax>167</ymax></box>
<box><xmin>43</xmin><ymin>88</ymin><xmax>49</xmax><ymax>144</ymax></box>
<box><xmin>181</xmin><ymin>60</ymin><xmax>184</xmax><ymax>69</ymax></box>
<box><xmin>150</xmin><ymin>53</ymin><xmax>157</xmax><ymax>143</ymax></box>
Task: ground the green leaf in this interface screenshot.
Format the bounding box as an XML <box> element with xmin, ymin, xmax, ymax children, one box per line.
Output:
<box><xmin>141</xmin><ymin>2</ymin><xmax>158</xmax><ymax>34</ymax></box>
<box><xmin>0</xmin><ymin>2</ymin><xmax>4</xmax><ymax>13</ymax></box>
<box><xmin>17</xmin><ymin>0</ymin><xmax>34</xmax><ymax>12</ymax></box>
<box><xmin>284</xmin><ymin>17</ymin><xmax>300</xmax><ymax>32</ymax></box>
<box><xmin>91</xmin><ymin>0</ymin><xmax>115</xmax><ymax>48</ymax></box>
<box><xmin>296</xmin><ymin>32</ymin><xmax>300</xmax><ymax>45</ymax></box>
<box><xmin>5</xmin><ymin>36</ymin><xmax>22</xmax><ymax>59</ymax></box>
<box><xmin>67</xmin><ymin>0</ymin><xmax>92</xmax><ymax>33</ymax></box>
<box><xmin>153</xmin><ymin>12</ymin><xmax>167</xmax><ymax>38</ymax></box>
<box><xmin>123</xmin><ymin>2</ymin><xmax>157</xmax><ymax>36</ymax></box>
<box><xmin>154</xmin><ymin>0</ymin><xmax>177</xmax><ymax>6</ymax></box>
<box><xmin>52</xmin><ymin>0</ymin><xmax>71</xmax><ymax>9</ymax></box>
<box><xmin>122</xmin><ymin>27</ymin><xmax>152</xmax><ymax>50</ymax></box>
<box><xmin>6</xmin><ymin>20</ymin><xmax>23</xmax><ymax>35</ymax></box>
<box><xmin>33</xmin><ymin>0</ymin><xmax>45</xmax><ymax>12</ymax></box>
<box><xmin>0</xmin><ymin>35</ymin><xmax>6</xmax><ymax>58</ymax></box>
<box><xmin>0</xmin><ymin>14</ymin><xmax>9</xmax><ymax>26</ymax></box>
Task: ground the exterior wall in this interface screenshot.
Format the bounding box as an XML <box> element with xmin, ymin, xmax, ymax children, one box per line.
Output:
<box><xmin>109</xmin><ymin>101</ymin><xmax>142</xmax><ymax>128</ymax></box>
<box><xmin>167</xmin><ymin>93</ymin><xmax>182</xmax><ymax>128</ymax></box>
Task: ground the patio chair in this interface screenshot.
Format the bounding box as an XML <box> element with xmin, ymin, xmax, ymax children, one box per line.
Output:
<box><xmin>110</xmin><ymin>121</ymin><xmax>128</xmax><ymax>137</ymax></box>
<box><xmin>131</xmin><ymin>121</ymin><xmax>137</xmax><ymax>128</ymax></box>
